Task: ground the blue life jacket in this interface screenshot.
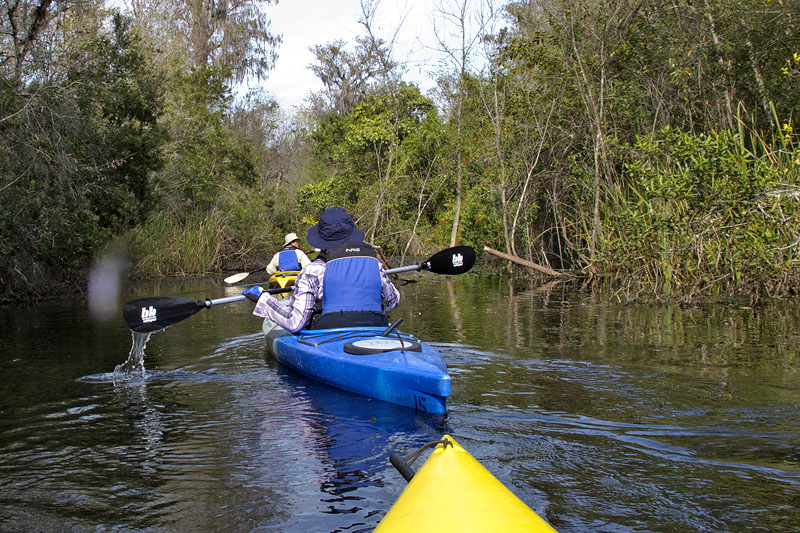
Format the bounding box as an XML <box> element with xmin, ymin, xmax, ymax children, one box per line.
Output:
<box><xmin>312</xmin><ymin>242</ymin><xmax>388</xmax><ymax>329</ymax></box>
<box><xmin>277</xmin><ymin>249</ymin><xmax>301</xmax><ymax>271</ymax></box>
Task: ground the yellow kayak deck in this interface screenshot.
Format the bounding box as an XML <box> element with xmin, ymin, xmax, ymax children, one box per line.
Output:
<box><xmin>375</xmin><ymin>435</ymin><xmax>557</xmax><ymax>532</ymax></box>
<box><xmin>268</xmin><ymin>270</ymin><xmax>298</xmax><ymax>298</ymax></box>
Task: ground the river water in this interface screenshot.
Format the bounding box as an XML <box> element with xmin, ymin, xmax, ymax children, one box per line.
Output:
<box><xmin>1</xmin><ymin>274</ymin><xmax>798</xmax><ymax>532</ymax></box>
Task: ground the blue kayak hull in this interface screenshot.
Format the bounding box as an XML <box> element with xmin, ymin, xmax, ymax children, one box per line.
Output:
<box><xmin>265</xmin><ymin>323</ymin><xmax>450</xmax><ymax>414</ymax></box>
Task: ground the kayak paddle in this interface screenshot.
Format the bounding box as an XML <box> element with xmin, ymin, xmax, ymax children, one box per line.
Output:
<box><xmin>122</xmin><ymin>246</ymin><xmax>476</xmax><ymax>333</ymax></box>
<box><xmin>393</xmin><ymin>245</ymin><xmax>476</xmax><ymax>276</ymax></box>
<box><xmin>223</xmin><ymin>250</ymin><xmax>319</xmax><ymax>285</ymax></box>
<box><xmin>122</xmin><ymin>287</ymin><xmax>292</xmax><ymax>333</ymax></box>
<box><xmin>223</xmin><ymin>266</ymin><xmax>266</xmax><ymax>285</ymax></box>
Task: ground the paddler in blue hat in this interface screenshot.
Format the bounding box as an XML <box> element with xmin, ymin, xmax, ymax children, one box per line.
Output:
<box><xmin>243</xmin><ymin>207</ymin><xmax>400</xmax><ymax>338</ymax></box>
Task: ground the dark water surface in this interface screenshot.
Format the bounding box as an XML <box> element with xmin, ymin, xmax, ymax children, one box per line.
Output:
<box><xmin>1</xmin><ymin>275</ymin><xmax>798</xmax><ymax>532</ymax></box>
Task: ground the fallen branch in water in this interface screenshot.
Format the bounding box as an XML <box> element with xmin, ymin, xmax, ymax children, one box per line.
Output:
<box><xmin>483</xmin><ymin>246</ymin><xmax>570</xmax><ymax>278</ymax></box>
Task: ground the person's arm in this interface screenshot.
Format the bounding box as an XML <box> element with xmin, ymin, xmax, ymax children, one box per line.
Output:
<box><xmin>265</xmin><ymin>252</ymin><xmax>280</xmax><ymax>275</ymax></box>
<box><xmin>379</xmin><ymin>265</ymin><xmax>400</xmax><ymax>311</ymax></box>
<box><xmin>297</xmin><ymin>249</ymin><xmax>311</xmax><ymax>269</ymax></box>
<box><xmin>252</xmin><ymin>261</ymin><xmax>323</xmax><ymax>332</ymax></box>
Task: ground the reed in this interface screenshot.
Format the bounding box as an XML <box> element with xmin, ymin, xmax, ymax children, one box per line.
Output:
<box><xmin>594</xmin><ymin>108</ymin><xmax>799</xmax><ymax>303</ymax></box>
<box><xmin>129</xmin><ymin>210</ymin><xmax>227</xmax><ymax>278</ymax></box>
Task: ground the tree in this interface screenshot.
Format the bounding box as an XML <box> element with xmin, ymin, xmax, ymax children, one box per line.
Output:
<box><xmin>433</xmin><ymin>0</ymin><xmax>484</xmax><ymax>248</ymax></box>
<box><xmin>159</xmin><ymin>65</ymin><xmax>257</xmax><ymax>215</ymax></box>
<box><xmin>0</xmin><ymin>10</ymin><xmax>166</xmax><ymax>299</ymax></box>
<box><xmin>0</xmin><ymin>0</ymin><xmax>66</xmax><ymax>80</ymax></box>
<box><xmin>308</xmin><ymin>37</ymin><xmax>390</xmax><ymax>116</ymax></box>
<box><xmin>183</xmin><ymin>0</ymin><xmax>281</xmax><ymax>83</ymax></box>
<box><xmin>121</xmin><ymin>0</ymin><xmax>281</xmax><ymax>85</ymax></box>
<box><xmin>228</xmin><ymin>89</ymin><xmax>311</xmax><ymax>188</ymax></box>
<box><xmin>302</xmin><ymin>83</ymin><xmax>445</xmax><ymax>252</ymax></box>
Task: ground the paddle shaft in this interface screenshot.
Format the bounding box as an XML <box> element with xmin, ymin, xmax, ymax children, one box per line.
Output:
<box><xmin>212</xmin><ymin>265</ymin><xmax>417</xmax><ymax>307</ymax></box>
<box><xmin>386</xmin><ymin>264</ymin><xmax>421</xmax><ymax>274</ymax></box>
<box><xmin>201</xmin><ymin>294</ymin><xmax>253</xmax><ymax>307</ymax></box>
<box><xmin>195</xmin><ymin>286</ymin><xmax>293</xmax><ymax>307</ymax></box>
<box><xmin>124</xmin><ymin>246</ymin><xmax>475</xmax><ymax>333</ymax></box>
<box><xmin>224</xmin><ymin>250</ymin><xmax>319</xmax><ymax>284</ymax></box>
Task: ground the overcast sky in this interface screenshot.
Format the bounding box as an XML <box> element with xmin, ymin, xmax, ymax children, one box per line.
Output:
<box><xmin>256</xmin><ymin>0</ymin><xmax>488</xmax><ymax>109</ymax></box>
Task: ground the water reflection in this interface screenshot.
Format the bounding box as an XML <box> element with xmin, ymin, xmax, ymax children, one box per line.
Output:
<box><xmin>262</xmin><ymin>359</ymin><xmax>447</xmax><ymax>528</ymax></box>
<box><xmin>112</xmin><ymin>378</ymin><xmax>165</xmax><ymax>463</ymax></box>
<box><xmin>2</xmin><ymin>275</ymin><xmax>799</xmax><ymax>531</ymax></box>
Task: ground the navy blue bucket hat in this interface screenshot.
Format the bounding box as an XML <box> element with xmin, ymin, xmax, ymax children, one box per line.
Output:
<box><xmin>306</xmin><ymin>208</ymin><xmax>365</xmax><ymax>249</ymax></box>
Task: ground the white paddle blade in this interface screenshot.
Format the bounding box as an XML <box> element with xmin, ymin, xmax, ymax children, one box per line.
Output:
<box><xmin>223</xmin><ymin>272</ymin><xmax>250</xmax><ymax>284</ymax></box>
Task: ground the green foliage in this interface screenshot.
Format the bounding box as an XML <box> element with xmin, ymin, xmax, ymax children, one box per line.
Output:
<box><xmin>305</xmin><ymin>84</ymin><xmax>448</xmax><ymax>252</ymax></box>
<box><xmin>129</xmin><ymin>210</ymin><xmax>226</xmax><ymax>277</ymax></box>
<box><xmin>67</xmin><ymin>13</ymin><xmax>167</xmax><ymax>228</ymax></box>
<box><xmin>5</xmin><ymin>0</ymin><xmax>800</xmax><ymax>304</ymax></box>
<box><xmin>0</xmin><ymin>12</ymin><xmax>165</xmax><ymax>300</ymax></box>
<box><xmin>159</xmin><ymin>65</ymin><xmax>258</xmax><ymax>215</ymax></box>
<box><xmin>221</xmin><ymin>181</ymin><xmax>299</xmax><ymax>261</ymax></box>
<box><xmin>596</xmin><ymin>123</ymin><xmax>800</xmax><ymax>301</ymax></box>
<box><xmin>128</xmin><ymin>177</ymin><xmax>306</xmax><ymax>279</ymax></box>
<box><xmin>474</xmin><ymin>0</ymin><xmax>800</xmax><ymax>300</ymax></box>
<box><xmin>432</xmin><ymin>181</ymin><xmax>504</xmax><ymax>249</ymax></box>
<box><xmin>297</xmin><ymin>177</ymin><xmax>351</xmax><ymax>216</ymax></box>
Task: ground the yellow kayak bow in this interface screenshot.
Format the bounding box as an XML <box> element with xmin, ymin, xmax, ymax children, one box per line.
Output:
<box><xmin>376</xmin><ymin>435</ymin><xmax>557</xmax><ymax>532</ymax></box>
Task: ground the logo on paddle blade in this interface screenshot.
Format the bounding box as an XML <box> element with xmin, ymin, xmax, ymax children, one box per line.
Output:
<box><xmin>141</xmin><ymin>306</ymin><xmax>157</xmax><ymax>323</ymax></box>
<box><xmin>452</xmin><ymin>253</ymin><xmax>464</xmax><ymax>268</ymax></box>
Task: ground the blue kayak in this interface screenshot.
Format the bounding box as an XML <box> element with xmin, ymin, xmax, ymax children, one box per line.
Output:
<box><xmin>264</xmin><ymin>321</ymin><xmax>450</xmax><ymax>414</ymax></box>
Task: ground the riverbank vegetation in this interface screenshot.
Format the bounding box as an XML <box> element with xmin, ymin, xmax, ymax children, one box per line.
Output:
<box><xmin>1</xmin><ymin>0</ymin><xmax>799</xmax><ymax>304</ymax></box>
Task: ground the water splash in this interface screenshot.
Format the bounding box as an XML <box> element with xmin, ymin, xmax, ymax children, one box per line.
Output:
<box><xmin>113</xmin><ymin>331</ymin><xmax>152</xmax><ymax>383</ymax></box>
<box><xmin>80</xmin><ymin>330</ymin><xmax>215</xmax><ymax>384</ymax></box>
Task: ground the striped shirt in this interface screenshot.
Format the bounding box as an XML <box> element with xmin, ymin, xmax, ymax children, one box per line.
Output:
<box><xmin>252</xmin><ymin>258</ymin><xmax>400</xmax><ymax>333</ymax></box>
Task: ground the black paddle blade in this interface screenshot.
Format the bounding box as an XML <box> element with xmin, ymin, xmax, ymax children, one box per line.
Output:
<box><xmin>122</xmin><ymin>296</ymin><xmax>205</xmax><ymax>333</ymax></box>
<box><xmin>424</xmin><ymin>246</ymin><xmax>476</xmax><ymax>275</ymax></box>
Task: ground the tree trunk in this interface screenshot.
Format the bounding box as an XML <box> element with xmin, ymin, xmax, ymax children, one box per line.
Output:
<box><xmin>483</xmin><ymin>246</ymin><xmax>568</xmax><ymax>278</ymax></box>
<box><xmin>704</xmin><ymin>5</ymin><xmax>735</xmax><ymax>129</ymax></box>
<box><xmin>746</xmin><ymin>36</ymin><xmax>773</xmax><ymax>128</ymax></box>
